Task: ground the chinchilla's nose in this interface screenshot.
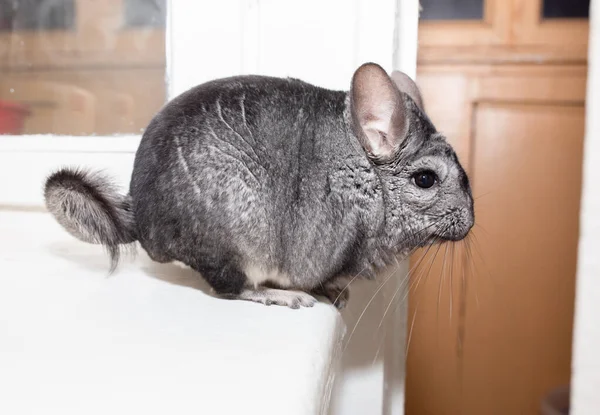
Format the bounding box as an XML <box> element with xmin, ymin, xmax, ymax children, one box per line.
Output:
<box><xmin>449</xmin><ymin>208</ymin><xmax>474</xmax><ymax>241</ymax></box>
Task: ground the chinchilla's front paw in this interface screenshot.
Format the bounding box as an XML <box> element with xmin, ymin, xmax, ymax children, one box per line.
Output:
<box><xmin>233</xmin><ymin>288</ymin><xmax>317</xmax><ymax>309</ymax></box>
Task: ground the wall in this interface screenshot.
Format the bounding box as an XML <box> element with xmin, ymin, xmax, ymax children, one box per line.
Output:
<box><xmin>571</xmin><ymin>0</ymin><xmax>600</xmax><ymax>413</ymax></box>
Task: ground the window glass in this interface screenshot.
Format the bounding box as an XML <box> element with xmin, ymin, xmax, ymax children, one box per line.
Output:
<box><xmin>0</xmin><ymin>0</ymin><xmax>167</xmax><ymax>136</ymax></box>
<box><xmin>420</xmin><ymin>0</ymin><xmax>484</xmax><ymax>21</ymax></box>
<box><xmin>542</xmin><ymin>0</ymin><xmax>589</xmax><ymax>19</ymax></box>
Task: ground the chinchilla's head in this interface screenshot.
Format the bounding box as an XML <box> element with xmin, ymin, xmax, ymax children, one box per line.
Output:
<box><xmin>348</xmin><ymin>63</ymin><xmax>474</xmax><ymax>247</ymax></box>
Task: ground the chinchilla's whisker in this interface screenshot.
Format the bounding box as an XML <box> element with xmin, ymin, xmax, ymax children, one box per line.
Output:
<box><xmin>342</xmin><ymin>261</ymin><xmax>401</xmax><ymax>354</ymax></box>
<box><xmin>461</xmin><ymin>238</ymin><xmax>468</xmax><ymax>298</ymax></box>
<box><xmin>371</xmin><ymin>254</ymin><xmax>415</xmax><ymax>364</ymax></box>
<box><xmin>401</xmin><ymin>224</ymin><xmax>446</xmax><ymax>286</ymax></box>
<box><xmin>392</xmin><ymin>216</ymin><xmax>447</xmax><ymax>251</ymax></box>
<box><xmin>377</xmin><ymin>239</ymin><xmax>436</xmax><ymax>332</ymax></box>
<box><xmin>372</xmin><ymin>340</ymin><xmax>386</xmax><ymax>366</ymax></box>
<box><xmin>372</xmin><ymin>258</ymin><xmax>415</xmax><ymax>364</ymax></box>
<box><xmin>405</xmin><ymin>299</ymin><xmax>420</xmax><ymax>359</ymax></box>
<box><xmin>400</xmin><ymin>222</ymin><xmax>450</xmax><ymax>299</ymax></box>
<box><xmin>411</xmin><ymin>233</ymin><xmax>446</xmax><ymax>297</ymax></box>
<box><xmin>333</xmin><ymin>268</ymin><xmax>366</xmax><ymax>305</ymax></box>
<box><xmin>470</xmin><ymin>229</ymin><xmax>484</xmax><ymax>249</ymax></box>
<box><xmin>436</xmin><ymin>242</ymin><xmax>450</xmax><ymax>327</ymax></box>
<box><xmin>401</xmin><ymin>235</ymin><xmax>442</xmax><ymax>306</ymax></box>
<box><xmin>464</xmin><ymin>235</ymin><xmax>473</xmax><ymax>272</ymax></box>
<box><xmin>376</xmin><ymin>237</ymin><xmax>441</xmax><ymax>365</ymax></box>
<box><xmin>465</xmin><ymin>232</ymin><xmax>495</xmax><ymax>294</ymax></box>
<box><xmin>372</xmin><ymin>232</ymin><xmax>445</xmax><ymax>364</ymax></box>
<box><xmin>474</xmin><ymin>191</ymin><xmax>493</xmax><ymax>201</ymax></box>
<box><xmin>459</xmin><ymin>239</ymin><xmax>469</xmax><ymax>329</ymax></box>
<box><xmin>404</xmin><ymin>236</ymin><xmax>446</xmax><ymax>357</ymax></box>
<box><xmin>335</xmin><ymin>217</ymin><xmax>438</xmax><ymax>309</ymax></box>
<box><xmin>466</xmin><ymin>234</ymin><xmax>476</xmax><ymax>265</ymax></box>
<box><xmin>343</xmin><ymin>262</ymin><xmax>399</xmax><ymax>353</ymax></box>
<box><xmin>474</xmin><ymin>222</ymin><xmax>490</xmax><ymax>236</ymax></box>
<box><xmin>464</xmin><ymin>236</ymin><xmax>480</xmax><ymax>309</ymax></box>
<box><xmin>372</xmin><ymin>322</ymin><xmax>388</xmax><ymax>365</ymax></box>
<box><xmin>373</xmin><ymin>219</ymin><xmax>447</xmax><ymax>333</ymax></box>
<box><xmin>470</xmin><ymin>232</ymin><xmax>496</xmax><ymax>285</ymax></box>
<box><xmin>449</xmin><ymin>242</ymin><xmax>456</xmax><ymax>323</ymax></box>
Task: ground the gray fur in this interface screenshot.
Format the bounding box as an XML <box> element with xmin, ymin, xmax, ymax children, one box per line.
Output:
<box><xmin>44</xmin><ymin>168</ymin><xmax>136</xmax><ymax>271</ymax></box>
<box><xmin>43</xmin><ymin>62</ymin><xmax>474</xmax><ymax>308</ymax></box>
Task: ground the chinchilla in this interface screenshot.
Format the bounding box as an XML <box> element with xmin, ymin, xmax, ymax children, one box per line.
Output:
<box><xmin>44</xmin><ymin>62</ymin><xmax>474</xmax><ymax>309</ymax></box>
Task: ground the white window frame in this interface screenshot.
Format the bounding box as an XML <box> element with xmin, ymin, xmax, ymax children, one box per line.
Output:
<box><xmin>0</xmin><ymin>1</ymin><xmax>420</xmax><ymax>413</ymax></box>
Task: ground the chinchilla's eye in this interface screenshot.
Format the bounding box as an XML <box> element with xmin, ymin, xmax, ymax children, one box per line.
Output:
<box><xmin>413</xmin><ymin>170</ymin><xmax>437</xmax><ymax>189</ymax></box>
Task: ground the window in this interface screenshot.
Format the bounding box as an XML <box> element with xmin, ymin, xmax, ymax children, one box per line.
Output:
<box><xmin>0</xmin><ymin>0</ymin><xmax>167</xmax><ymax>136</ymax></box>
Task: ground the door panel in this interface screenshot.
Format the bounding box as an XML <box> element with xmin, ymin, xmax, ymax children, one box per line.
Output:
<box><xmin>462</xmin><ymin>103</ymin><xmax>584</xmax><ymax>414</ymax></box>
<box><xmin>407</xmin><ymin>65</ymin><xmax>586</xmax><ymax>414</ymax></box>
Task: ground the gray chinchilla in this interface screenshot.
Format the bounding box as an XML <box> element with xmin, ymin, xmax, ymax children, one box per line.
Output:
<box><xmin>44</xmin><ymin>62</ymin><xmax>474</xmax><ymax>309</ymax></box>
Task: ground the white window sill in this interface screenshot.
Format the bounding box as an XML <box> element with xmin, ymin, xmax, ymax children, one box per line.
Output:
<box><xmin>0</xmin><ymin>135</ymin><xmax>142</xmax><ymax>154</ymax></box>
<box><xmin>0</xmin><ymin>211</ymin><xmax>345</xmax><ymax>415</ymax></box>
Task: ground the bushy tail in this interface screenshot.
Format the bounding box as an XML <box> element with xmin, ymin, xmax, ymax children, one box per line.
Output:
<box><xmin>44</xmin><ymin>167</ymin><xmax>137</xmax><ymax>271</ymax></box>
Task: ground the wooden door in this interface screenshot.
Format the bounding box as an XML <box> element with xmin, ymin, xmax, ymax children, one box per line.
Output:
<box><xmin>464</xmin><ymin>102</ymin><xmax>584</xmax><ymax>414</ymax></box>
<box><xmin>406</xmin><ymin>0</ymin><xmax>589</xmax><ymax>412</ymax></box>
<box><xmin>407</xmin><ymin>66</ymin><xmax>587</xmax><ymax>415</ymax></box>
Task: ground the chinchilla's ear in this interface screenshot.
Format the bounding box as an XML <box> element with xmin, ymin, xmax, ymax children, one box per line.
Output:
<box><xmin>350</xmin><ymin>62</ymin><xmax>409</xmax><ymax>162</ymax></box>
<box><xmin>391</xmin><ymin>70</ymin><xmax>424</xmax><ymax>111</ymax></box>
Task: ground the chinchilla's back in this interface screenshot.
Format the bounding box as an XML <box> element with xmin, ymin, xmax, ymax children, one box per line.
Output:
<box><xmin>130</xmin><ymin>76</ymin><xmax>373</xmax><ymax>288</ymax></box>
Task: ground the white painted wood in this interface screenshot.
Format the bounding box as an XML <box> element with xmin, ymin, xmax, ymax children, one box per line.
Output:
<box><xmin>0</xmin><ymin>137</ymin><xmax>139</xmax><ymax>208</ymax></box>
<box><xmin>168</xmin><ymin>1</ymin><xmax>245</xmax><ymax>97</ymax></box>
<box><xmin>382</xmin><ymin>1</ymin><xmax>420</xmax><ymax>413</ymax></box>
<box><xmin>0</xmin><ymin>135</ymin><xmax>141</xmax><ymax>153</ymax></box>
<box><xmin>168</xmin><ymin>0</ymin><xmax>396</xmax><ymax>95</ymax></box>
<box><xmin>165</xmin><ymin>0</ymin><xmax>174</xmax><ymax>100</ymax></box>
<box><xmin>394</xmin><ymin>0</ymin><xmax>420</xmax><ymax>79</ymax></box>
<box><xmin>0</xmin><ymin>151</ymin><xmax>135</xmax><ymax>207</ymax></box>
<box><xmin>0</xmin><ymin>211</ymin><xmax>345</xmax><ymax>415</ymax></box>
<box><xmin>571</xmin><ymin>0</ymin><xmax>600</xmax><ymax>414</ymax></box>
<box><xmin>241</xmin><ymin>0</ymin><xmax>261</xmax><ymax>76</ymax></box>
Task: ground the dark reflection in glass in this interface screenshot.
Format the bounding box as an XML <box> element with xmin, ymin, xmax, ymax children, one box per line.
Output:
<box><xmin>420</xmin><ymin>0</ymin><xmax>484</xmax><ymax>21</ymax></box>
<box><xmin>0</xmin><ymin>0</ymin><xmax>75</xmax><ymax>31</ymax></box>
<box><xmin>125</xmin><ymin>0</ymin><xmax>166</xmax><ymax>28</ymax></box>
<box><xmin>543</xmin><ymin>0</ymin><xmax>589</xmax><ymax>19</ymax></box>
